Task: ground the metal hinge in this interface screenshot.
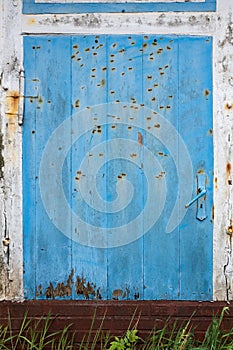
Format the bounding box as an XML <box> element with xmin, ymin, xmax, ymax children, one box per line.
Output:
<box><xmin>18</xmin><ymin>69</ymin><xmax>25</xmax><ymax>126</ymax></box>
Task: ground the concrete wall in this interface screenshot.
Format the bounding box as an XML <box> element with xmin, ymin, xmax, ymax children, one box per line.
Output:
<box><xmin>0</xmin><ymin>0</ymin><xmax>232</xmax><ymax>301</ymax></box>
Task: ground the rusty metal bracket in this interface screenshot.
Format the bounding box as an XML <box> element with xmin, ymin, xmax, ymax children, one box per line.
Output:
<box><xmin>18</xmin><ymin>69</ymin><xmax>25</xmax><ymax>126</ymax></box>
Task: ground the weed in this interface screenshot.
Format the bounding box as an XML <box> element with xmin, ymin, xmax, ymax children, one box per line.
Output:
<box><xmin>108</xmin><ymin>330</ymin><xmax>139</xmax><ymax>350</ymax></box>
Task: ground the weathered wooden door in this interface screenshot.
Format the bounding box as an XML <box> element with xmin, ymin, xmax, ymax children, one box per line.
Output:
<box><xmin>23</xmin><ymin>35</ymin><xmax>213</xmax><ymax>300</ymax></box>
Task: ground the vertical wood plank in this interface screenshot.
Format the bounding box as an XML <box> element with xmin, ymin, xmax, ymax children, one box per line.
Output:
<box><xmin>106</xmin><ymin>35</ymin><xmax>144</xmax><ymax>300</ymax></box>
<box><xmin>24</xmin><ymin>36</ymin><xmax>73</xmax><ymax>299</ymax></box>
<box><xmin>178</xmin><ymin>36</ymin><xmax>213</xmax><ymax>300</ymax></box>
<box><xmin>23</xmin><ymin>37</ymin><xmax>37</xmax><ymax>299</ymax></box>
<box><xmin>71</xmin><ymin>35</ymin><xmax>108</xmax><ymax>300</ymax></box>
<box><xmin>36</xmin><ymin>36</ymin><xmax>72</xmax><ymax>299</ymax></box>
<box><xmin>143</xmin><ymin>36</ymin><xmax>180</xmax><ymax>299</ymax></box>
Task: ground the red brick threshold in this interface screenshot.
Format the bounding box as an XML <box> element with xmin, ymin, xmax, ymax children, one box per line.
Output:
<box><xmin>0</xmin><ymin>300</ymin><xmax>231</xmax><ymax>343</ymax></box>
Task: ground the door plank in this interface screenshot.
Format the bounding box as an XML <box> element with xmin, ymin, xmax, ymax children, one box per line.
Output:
<box><xmin>178</xmin><ymin>36</ymin><xmax>213</xmax><ymax>300</ymax></box>
<box><xmin>143</xmin><ymin>36</ymin><xmax>180</xmax><ymax>299</ymax></box>
<box><xmin>24</xmin><ymin>37</ymin><xmax>73</xmax><ymax>299</ymax></box>
<box><xmin>71</xmin><ymin>35</ymin><xmax>108</xmax><ymax>300</ymax></box>
<box><xmin>106</xmin><ymin>35</ymin><xmax>144</xmax><ymax>300</ymax></box>
<box><xmin>23</xmin><ymin>37</ymin><xmax>37</xmax><ymax>299</ymax></box>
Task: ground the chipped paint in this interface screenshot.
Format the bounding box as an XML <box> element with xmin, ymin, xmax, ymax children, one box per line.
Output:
<box><xmin>76</xmin><ymin>275</ymin><xmax>101</xmax><ymax>299</ymax></box>
<box><xmin>0</xmin><ymin>0</ymin><xmax>23</xmax><ymax>300</ymax></box>
<box><xmin>0</xmin><ymin>0</ymin><xmax>232</xmax><ymax>300</ymax></box>
<box><xmin>43</xmin><ymin>270</ymin><xmax>74</xmax><ymax>299</ymax></box>
<box><xmin>137</xmin><ymin>132</ymin><xmax>143</xmax><ymax>146</ymax></box>
<box><xmin>112</xmin><ymin>289</ymin><xmax>123</xmax><ymax>299</ymax></box>
<box><xmin>36</xmin><ymin>270</ymin><xmax>102</xmax><ymax>299</ymax></box>
<box><xmin>112</xmin><ymin>288</ymin><xmax>129</xmax><ymax>300</ymax></box>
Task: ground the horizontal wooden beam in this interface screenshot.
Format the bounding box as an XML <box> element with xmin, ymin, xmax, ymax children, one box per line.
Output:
<box><xmin>0</xmin><ymin>300</ymin><xmax>232</xmax><ymax>344</ymax></box>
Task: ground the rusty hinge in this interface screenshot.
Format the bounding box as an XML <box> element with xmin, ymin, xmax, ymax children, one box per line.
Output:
<box><xmin>18</xmin><ymin>69</ymin><xmax>25</xmax><ymax>126</ymax></box>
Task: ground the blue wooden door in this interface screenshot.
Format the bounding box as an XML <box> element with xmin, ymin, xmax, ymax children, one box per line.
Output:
<box><xmin>23</xmin><ymin>35</ymin><xmax>213</xmax><ymax>300</ymax></box>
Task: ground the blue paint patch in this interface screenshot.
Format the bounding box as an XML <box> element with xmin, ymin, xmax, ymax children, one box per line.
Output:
<box><xmin>23</xmin><ymin>0</ymin><xmax>216</xmax><ymax>14</ymax></box>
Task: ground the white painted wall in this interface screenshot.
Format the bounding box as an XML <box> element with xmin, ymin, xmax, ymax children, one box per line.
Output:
<box><xmin>0</xmin><ymin>0</ymin><xmax>232</xmax><ymax>300</ymax></box>
<box><xmin>0</xmin><ymin>0</ymin><xmax>23</xmax><ymax>300</ymax></box>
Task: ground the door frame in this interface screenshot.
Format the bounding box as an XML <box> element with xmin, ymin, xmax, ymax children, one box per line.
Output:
<box><xmin>0</xmin><ymin>0</ymin><xmax>233</xmax><ymax>301</ymax></box>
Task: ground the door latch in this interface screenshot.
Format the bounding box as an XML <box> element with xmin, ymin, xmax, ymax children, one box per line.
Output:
<box><xmin>185</xmin><ymin>173</ymin><xmax>207</xmax><ymax>221</ymax></box>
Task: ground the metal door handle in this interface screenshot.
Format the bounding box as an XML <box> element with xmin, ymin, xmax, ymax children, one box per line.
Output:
<box><xmin>185</xmin><ymin>173</ymin><xmax>207</xmax><ymax>221</ymax></box>
<box><xmin>185</xmin><ymin>188</ymin><xmax>207</xmax><ymax>208</ymax></box>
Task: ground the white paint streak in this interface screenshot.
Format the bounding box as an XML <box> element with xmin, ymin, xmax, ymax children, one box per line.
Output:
<box><xmin>0</xmin><ymin>0</ymin><xmax>232</xmax><ymax>300</ymax></box>
<box><xmin>213</xmin><ymin>0</ymin><xmax>233</xmax><ymax>301</ymax></box>
<box><xmin>0</xmin><ymin>0</ymin><xmax>23</xmax><ymax>300</ymax></box>
<box><xmin>22</xmin><ymin>13</ymin><xmax>216</xmax><ymax>35</ymax></box>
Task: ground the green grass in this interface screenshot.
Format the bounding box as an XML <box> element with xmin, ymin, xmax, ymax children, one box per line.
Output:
<box><xmin>1</xmin><ymin>307</ymin><xmax>233</xmax><ymax>349</ymax></box>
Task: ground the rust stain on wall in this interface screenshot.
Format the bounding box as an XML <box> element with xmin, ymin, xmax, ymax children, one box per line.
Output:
<box><xmin>225</xmin><ymin>102</ymin><xmax>233</xmax><ymax>110</ymax></box>
<box><xmin>226</xmin><ymin>162</ymin><xmax>232</xmax><ymax>175</ymax></box>
<box><xmin>5</xmin><ymin>90</ymin><xmax>20</xmax><ymax>117</ymax></box>
<box><xmin>212</xmin><ymin>205</ymin><xmax>215</xmax><ymax>221</ymax></box>
<box><xmin>226</xmin><ymin>162</ymin><xmax>232</xmax><ymax>185</ymax></box>
<box><xmin>226</xmin><ymin>219</ymin><xmax>233</xmax><ymax>235</ymax></box>
<box><xmin>214</xmin><ymin>176</ymin><xmax>218</xmax><ymax>190</ymax></box>
<box><xmin>27</xmin><ymin>18</ymin><xmax>36</xmax><ymax>25</ymax></box>
<box><xmin>4</xmin><ymin>90</ymin><xmax>20</xmax><ymax>135</ymax></box>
